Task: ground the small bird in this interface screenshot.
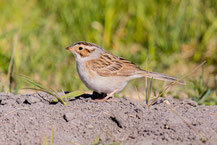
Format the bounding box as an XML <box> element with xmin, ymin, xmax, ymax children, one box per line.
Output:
<box><xmin>66</xmin><ymin>41</ymin><xmax>182</xmax><ymax>101</ymax></box>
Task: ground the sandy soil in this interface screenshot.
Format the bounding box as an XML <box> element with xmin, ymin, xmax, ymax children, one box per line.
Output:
<box><xmin>0</xmin><ymin>92</ymin><xmax>217</xmax><ymax>145</ymax></box>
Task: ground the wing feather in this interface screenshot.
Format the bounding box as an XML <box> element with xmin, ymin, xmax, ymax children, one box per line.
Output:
<box><xmin>87</xmin><ymin>52</ymin><xmax>143</xmax><ymax>77</ymax></box>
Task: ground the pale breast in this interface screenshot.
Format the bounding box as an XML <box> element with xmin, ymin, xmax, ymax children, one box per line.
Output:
<box><xmin>76</xmin><ymin>61</ymin><xmax>128</xmax><ymax>94</ymax></box>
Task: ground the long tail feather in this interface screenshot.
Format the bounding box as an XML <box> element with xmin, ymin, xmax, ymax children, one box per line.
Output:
<box><xmin>144</xmin><ymin>71</ymin><xmax>184</xmax><ymax>84</ymax></box>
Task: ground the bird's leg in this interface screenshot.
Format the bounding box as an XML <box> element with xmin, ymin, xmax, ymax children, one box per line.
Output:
<box><xmin>90</xmin><ymin>89</ymin><xmax>118</xmax><ymax>102</ymax></box>
<box><xmin>104</xmin><ymin>88</ymin><xmax>118</xmax><ymax>101</ymax></box>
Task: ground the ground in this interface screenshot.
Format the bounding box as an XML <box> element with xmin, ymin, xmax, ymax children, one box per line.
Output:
<box><xmin>0</xmin><ymin>92</ymin><xmax>217</xmax><ymax>145</ymax></box>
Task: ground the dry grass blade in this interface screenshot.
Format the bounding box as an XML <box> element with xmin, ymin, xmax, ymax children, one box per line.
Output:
<box><xmin>20</xmin><ymin>75</ymin><xmax>66</xmax><ymax>105</ymax></box>
<box><xmin>7</xmin><ymin>31</ymin><xmax>19</xmax><ymax>92</ymax></box>
<box><xmin>48</xmin><ymin>86</ymin><xmax>66</xmax><ymax>105</ymax></box>
<box><xmin>148</xmin><ymin>61</ymin><xmax>206</xmax><ymax>107</ymax></box>
<box><xmin>145</xmin><ymin>57</ymin><xmax>149</xmax><ymax>107</ymax></box>
<box><xmin>41</xmin><ymin>134</ymin><xmax>48</xmax><ymax>145</ymax></box>
<box><xmin>61</xmin><ymin>89</ymin><xmax>69</xmax><ymax>104</ymax></box>
<box><xmin>50</xmin><ymin>126</ymin><xmax>54</xmax><ymax>145</ymax></box>
<box><xmin>145</xmin><ymin>77</ymin><xmax>153</xmax><ymax>110</ymax></box>
<box><xmin>164</xmin><ymin>100</ymin><xmax>208</xmax><ymax>142</ymax></box>
<box><xmin>21</xmin><ymin>75</ymin><xmax>49</xmax><ymax>90</ymax></box>
<box><xmin>40</xmin><ymin>127</ymin><xmax>54</xmax><ymax>145</ymax></box>
<box><xmin>145</xmin><ymin>76</ymin><xmax>148</xmax><ymax>108</ymax></box>
<box><xmin>23</xmin><ymin>87</ymin><xmax>54</xmax><ymax>96</ymax></box>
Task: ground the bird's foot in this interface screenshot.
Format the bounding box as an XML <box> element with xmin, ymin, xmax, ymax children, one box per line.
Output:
<box><xmin>90</xmin><ymin>89</ymin><xmax>118</xmax><ymax>102</ymax></box>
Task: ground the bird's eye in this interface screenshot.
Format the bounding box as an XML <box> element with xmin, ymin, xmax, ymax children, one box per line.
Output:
<box><xmin>79</xmin><ymin>47</ymin><xmax>83</xmax><ymax>50</ymax></box>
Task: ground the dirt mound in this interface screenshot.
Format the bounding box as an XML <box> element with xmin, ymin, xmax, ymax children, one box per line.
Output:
<box><xmin>0</xmin><ymin>92</ymin><xmax>217</xmax><ymax>145</ymax></box>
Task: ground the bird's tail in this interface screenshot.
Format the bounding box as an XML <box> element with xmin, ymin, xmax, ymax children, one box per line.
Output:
<box><xmin>142</xmin><ymin>71</ymin><xmax>184</xmax><ymax>84</ymax></box>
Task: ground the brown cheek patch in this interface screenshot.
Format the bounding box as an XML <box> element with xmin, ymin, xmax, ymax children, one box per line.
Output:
<box><xmin>78</xmin><ymin>51</ymin><xmax>88</xmax><ymax>57</ymax></box>
<box><xmin>76</xmin><ymin>48</ymin><xmax>95</xmax><ymax>58</ymax></box>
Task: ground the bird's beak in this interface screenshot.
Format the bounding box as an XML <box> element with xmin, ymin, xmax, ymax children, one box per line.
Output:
<box><xmin>65</xmin><ymin>46</ymin><xmax>73</xmax><ymax>51</ymax></box>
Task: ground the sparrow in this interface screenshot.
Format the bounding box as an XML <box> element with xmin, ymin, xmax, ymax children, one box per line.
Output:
<box><xmin>66</xmin><ymin>41</ymin><xmax>182</xmax><ymax>101</ymax></box>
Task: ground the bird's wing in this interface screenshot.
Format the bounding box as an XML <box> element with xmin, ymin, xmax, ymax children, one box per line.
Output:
<box><xmin>87</xmin><ymin>52</ymin><xmax>143</xmax><ymax>77</ymax></box>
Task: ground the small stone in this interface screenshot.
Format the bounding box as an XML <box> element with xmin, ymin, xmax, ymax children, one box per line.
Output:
<box><xmin>63</xmin><ymin>113</ymin><xmax>75</xmax><ymax>122</ymax></box>
<box><xmin>186</xmin><ymin>100</ymin><xmax>198</xmax><ymax>107</ymax></box>
<box><xmin>0</xmin><ymin>99</ymin><xmax>5</xmax><ymax>105</ymax></box>
<box><xmin>86</xmin><ymin>124</ymin><xmax>94</xmax><ymax>129</ymax></box>
<box><xmin>0</xmin><ymin>99</ymin><xmax>10</xmax><ymax>105</ymax></box>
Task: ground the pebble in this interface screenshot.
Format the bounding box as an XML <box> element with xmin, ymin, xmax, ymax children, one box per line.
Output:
<box><xmin>63</xmin><ymin>112</ymin><xmax>75</xmax><ymax>122</ymax></box>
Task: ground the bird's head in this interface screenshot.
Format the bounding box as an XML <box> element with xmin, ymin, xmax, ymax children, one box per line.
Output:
<box><xmin>66</xmin><ymin>41</ymin><xmax>103</xmax><ymax>61</ymax></box>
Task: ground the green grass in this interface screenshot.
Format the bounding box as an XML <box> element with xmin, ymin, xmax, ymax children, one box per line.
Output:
<box><xmin>0</xmin><ymin>0</ymin><xmax>216</xmax><ymax>104</ymax></box>
<box><xmin>21</xmin><ymin>75</ymin><xmax>83</xmax><ymax>105</ymax></box>
<box><xmin>186</xmin><ymin>68</ymin><xmax>217</xmax><ymax>105</ymax></box>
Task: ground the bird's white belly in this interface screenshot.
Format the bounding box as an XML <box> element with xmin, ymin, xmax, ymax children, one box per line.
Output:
<box><xmin>76</xmin><ymin>62</ymin><xmax>127</xmax><ymax>94</ymax></box>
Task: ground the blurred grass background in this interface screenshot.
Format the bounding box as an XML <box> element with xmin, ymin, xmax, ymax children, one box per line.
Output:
<box><xmin>0</xmin><ymin>0</ymin><xmax>216</xmax><ymax>104</ymax></box>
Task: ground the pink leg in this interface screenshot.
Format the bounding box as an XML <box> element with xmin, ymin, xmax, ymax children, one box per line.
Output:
<box><xmin>90</xmin><ymin>89</ymin><xmax>118</xmax><ymax>102</ymax></box>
